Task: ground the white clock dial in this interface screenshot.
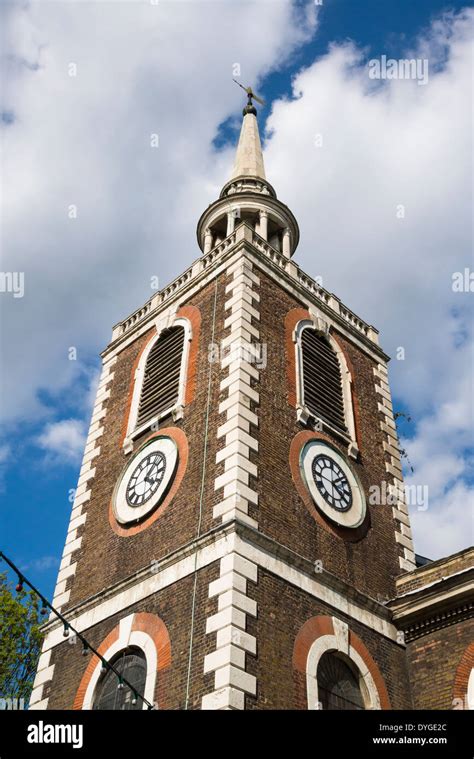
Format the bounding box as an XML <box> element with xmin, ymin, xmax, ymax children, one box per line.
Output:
<box><xmin>126</xmin><ymin>451</ymin><xmax>166</xmax><ymax>507</ymax></box>
<box><xmin>113</xmin><ymin>436</ymin><xmax>178</xmax><ymax>525</ymax></box>
<box><xmin>312</xmin><ymin>454</ymin><xmax>352</xmax><ymax>512</ymax></box>
<box><xmin>300</xmin><ymin>440</ymin><xmax>366</xmax><ymax>528</ymax></box>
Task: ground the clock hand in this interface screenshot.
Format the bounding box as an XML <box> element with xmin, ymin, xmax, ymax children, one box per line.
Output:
<box><xmin>332</xmin><ymin>478</ymin><xmax>350</xmax><ymax>496</ymax></box>
<box><xmin>318</xmin><ymin>471</ymin><xmax>333</xmax><ymax>482</ymax></box>
<box><xmin>144</xmin><ymin>464</ymin><xmax>159</xmax><ymax>482</ymax></box>
<box><xmin>320</xmin><ymin>473</ymin><xmax>341</xmax><ymax>488</ymax></box>
<box><xmin>319</xmin><ymin>473</ymin><xmax>345</xmax><ymax>499</ymax></box>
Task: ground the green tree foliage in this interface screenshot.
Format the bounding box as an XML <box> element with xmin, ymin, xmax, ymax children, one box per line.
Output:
<box><xmin>0</xmin><ymin>572</ymin><xmax>43</xmax><ymax>702</ymax></box>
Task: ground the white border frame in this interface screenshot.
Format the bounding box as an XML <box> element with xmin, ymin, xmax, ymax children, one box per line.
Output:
<box><xmin>123</xmin><ymin>316</ymin><xmax>192</xmax><ymax>451</ymax></box>
<box><xmin>82</xmin><ymin>614</ymin><xmax>158</xmax><ymax>710</ymax></box>
<box><xmin>306</xmin><ymin>617</ymin><xmax>381</xmax><ymax>711</ymax></box>
<box><xmin>294</xmin><ymin>316</ymin><xmax>359</xmax><ymax>458</ymax></box>
<box><xmin>113</xmin><ymin>435</ymin><xmax>179</xmax><ymax>525</ymax></box>
<box><xmin>300</xmin><ymin>439</ymin><xmax>366</xmax><ymax>529</ymax></box>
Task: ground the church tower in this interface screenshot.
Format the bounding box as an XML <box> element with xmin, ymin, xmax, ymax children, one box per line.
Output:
<box><xmin>30</xmin><ymin>97</ymin><xmax>420</xmax><ymax>711</ymax></box>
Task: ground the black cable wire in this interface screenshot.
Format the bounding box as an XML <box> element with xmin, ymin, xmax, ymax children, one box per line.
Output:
<box><xmin>0</xmin><ymin>550</ymin><xmax>154</xmax><ymax>710</ymax></box>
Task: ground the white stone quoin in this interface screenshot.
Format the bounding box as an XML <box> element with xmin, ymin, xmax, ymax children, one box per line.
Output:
<box><xmin>30</xmin><ymin>355</ymin><xmax>117</xmax><ymax>709</ymax></box>
<box><xmin>373</xmin><ymin>363</ymin><xmax>416</xmax><ymax>572</ymax></box>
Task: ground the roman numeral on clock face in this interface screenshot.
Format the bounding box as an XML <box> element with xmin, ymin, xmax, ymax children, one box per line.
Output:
<box><xmin>126</xmin><ymin>450</ymin><xmax>167</xmax><ymax>508</ymax></box>
<box><xmin>311</xmin><ymin>453</ymin><xmax>353</xmax><ymax>512</ymax></box>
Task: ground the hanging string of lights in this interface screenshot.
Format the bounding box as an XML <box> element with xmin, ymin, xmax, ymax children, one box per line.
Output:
<box><xmin>0</xmin><ymin>550</ymin><xmax>155</xmax><ymax>710</ymax></box>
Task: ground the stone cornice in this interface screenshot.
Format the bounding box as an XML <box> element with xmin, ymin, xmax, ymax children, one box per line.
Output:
<box><xmin>104</xmin><ymin>224</ymin><xmax>387</xmax><ymax>364</ymax></box>
<box><xmin>39</xmin><ymin>520</ymin><xmax>237</xmax><ymax>636</ymax></box>
<box><xmin>395</xmin><ymin>546</ymin><xmax>474</xmax><ymax>594</ymax></box>
<box><xmin>396</xmin><ymin>602</ymin><xmax>473</xmax><ymax>643</ymax></box>
<box><xmin>41</xmin><ymin>518</ymin><xmax>395</xmax><ymax>640</ymax></box>
<box><xmin>234</xmin><ymin>521</ymin><xmax>395</xmax><ymax>626</ymax></box>
<box><xmin>388</xmin><ymin>565</ymin><xmax>474</xmax><ymax>639</ymax></box>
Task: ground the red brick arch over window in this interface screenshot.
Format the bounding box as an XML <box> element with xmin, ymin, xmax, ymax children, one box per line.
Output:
<box><xmin>292</xmin><ymin>615</ymin><xmax>391</xmax><ymax>710</ymax></box>
<box><xmin>177</xmin><ymin>305</ymin><xmax>201</xmax><ymax>406</ymax></box>
<box><xmin>452</xmin><ymin>642</ymin><xmax>474</xmax><ymax>707</ymax></box>
<box><xmin>284</xmin><ymin>308</ymin><xmax>358</xmax><ymax>424</ymax></box>
<box><xmin>285</xmin><ymin>307</ymin><xmax>311</xmax><ymax>408</ymax></box>
<box><xmin>73</xmin><ymin>612</ymin><xmax>171</xmax><ymax>710</ymax></box>
<box><xmin>120</xmin><ymin>304</ymin><xmax>201</xmax><ymax>448</ymax></box>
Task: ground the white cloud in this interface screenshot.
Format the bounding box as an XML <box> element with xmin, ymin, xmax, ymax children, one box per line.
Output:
<box><xmin>399</xmin><ymin>338</ymin><xmax>474</xmax><ymax>558</ymax></box>
<box><xmin>0</xmin><ymin>0</ymin><xmax>318</xmax><ymax>425</ymax></box>
<box><xmin>83</xmin><ymin>367</ymin><xmax>101</xmax><ymax>414</ymax></box>
<box><xmin>0</xmin><ymin>444</ymin><xmax>11</xmax><ymax>493</ymax></box>
<box><xmin>37</xmin><ymin>419</ymin><xmax>86</xmax><ymax>463</ymax></box>
<box><xmin>409</xmin><ymin>481</ymin><xmax>474</xmax><ymax>559</ymax></box>
<box><xmin>0</xmin><ymin>445</ymin><xmax>11</xmax><ymax>465</ymax></box>
<box><xmin>20</xmin><ymin>555</ymin><xmax>60</xmax><ymax>573</ymax></box>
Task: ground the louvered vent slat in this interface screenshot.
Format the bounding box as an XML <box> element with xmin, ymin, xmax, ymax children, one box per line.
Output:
<box><xmin>302</xmin><ymin>358</ymin><xmax>344</xmax><ymax>391</ymax></box>
<box><xmin>136</xmin><ymin>326</ymin><xmax>185</xmax><ymax>428</ymax></box>
<box><xmin>303</xmin><ymin>378</ymin><xmax>344</xmax><ymax>402</ymax></box>
<box><xmin>302</xmin><ymin>329</ymin><xmax>347</xmax><ymax>433</ymax></box>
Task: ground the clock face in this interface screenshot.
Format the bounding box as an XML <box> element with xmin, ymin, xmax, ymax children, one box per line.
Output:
<box><xmin>113</xmin><ymin>436</ymin><xmax>178</xmax><ymax>525</ymax></box>
<box><xmin>312</xmin><ymin>454</ymin><xmax>352</xmax><ymax>512</ymax></box>
<box><xmin>301</xmin><ymin>441</ymin><xmax>366</xmax><ymax>529</ymax></box>
<box><xmin>126</xmin><ymin>451</ymin><xmax>167</xmax><ymax>507</ymax></box>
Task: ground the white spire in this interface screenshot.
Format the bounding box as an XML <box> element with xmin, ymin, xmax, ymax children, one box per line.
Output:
<box><xmin>230</xmin><ymin>110</ymin><xmax>266</xmax><ymax>180</ymax></box>
<box><xmin>197</xmin><ymin>98</ymin><xmax>300</xmax><ymax>257</ymax></box>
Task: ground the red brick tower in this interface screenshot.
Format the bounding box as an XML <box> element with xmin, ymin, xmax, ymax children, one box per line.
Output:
<box><xmin>30</xmin><ymin>99</ymin><xmax>422</xmax><ymax>711</ymax></box>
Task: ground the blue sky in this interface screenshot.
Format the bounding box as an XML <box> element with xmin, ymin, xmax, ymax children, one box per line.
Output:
<box><xmin>215</xmin><ymin>0</ymin><xmax>462</xmax><ymax>143</ymax></box>
<box><xmin>1</xmin><ymin>0</ymin><xmax>472</xmax><ymax>601</ymax></box>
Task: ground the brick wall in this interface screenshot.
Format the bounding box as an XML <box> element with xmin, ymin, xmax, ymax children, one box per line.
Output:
<box><xmin>64</xmin><ymin>276</ymin><xmax>228</xmax><ymax>611</ymax></box>
<box><xmin>406</xmin><ymin>620</ymin><xmax>473</xmax><ymax>709</ymax></box>
<box><xmin>255</xmin><ymin>268</ymin><xmax>404</xmax><ymax>600</ymax></box>
<box><xmin>244</xmin><ymin>569</ymin><xmax>412</xmax><ymax>710</ymax></box>
<box><xmin>45</xmin><ymin>563</ymin><xmax>220</xmax><ymax>710</ymax></box>
<box><xmin>44</xmin><ymin>249</ymin><xmax>452</xmax><ymax>712</ymax></box>
<box><xmin>397</xmin><ymin>549</ymin><xmax>474</xmax><ymax>595</ymax></box>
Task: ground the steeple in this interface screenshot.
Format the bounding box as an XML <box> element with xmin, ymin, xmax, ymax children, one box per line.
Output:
<box><xmin>230</xmin><ymin>105</ymin><xmax>266</xmax><ymax>181</ymax></box>
<box><xmin>196</xmin><ymin>89</ymin><xmax>299</xmax><ymax>258</ymax></box>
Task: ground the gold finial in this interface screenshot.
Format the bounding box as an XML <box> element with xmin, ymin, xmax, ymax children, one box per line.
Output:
<box><xmin>233</xmin><ymin>79</ymin><xmax>265</xmax><ymax>115</ymax></box>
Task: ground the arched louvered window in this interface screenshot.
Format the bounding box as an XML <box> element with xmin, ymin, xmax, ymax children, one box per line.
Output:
<box><xmin>317</xmin><ymin>652</ymin><xmax>365</xmax><ymax>711</ymax></box>
<box><xmin>93</xmin><ymin>649</ymin><xmax>146</xmax><ymax>711</ymax></box>
<box><xmin>136</xmin><ymin>326</ymin><xmax>185</xmax><ymax>428</ymax></box>
<box><xmin>301</xmin><ymin>329</ymin><xmax>347</xmax><ymax>433</ymax></box>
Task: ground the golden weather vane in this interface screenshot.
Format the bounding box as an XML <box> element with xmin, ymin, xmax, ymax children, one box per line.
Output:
<box><xmin>233</xmin><ymin>79</ymin><xmax>266</xmax><ymax>107</ymax></box>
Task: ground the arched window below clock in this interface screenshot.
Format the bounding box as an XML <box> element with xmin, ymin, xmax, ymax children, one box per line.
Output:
<box><xmin>316</xmin><ymin>651</ymin><xmax>365</xmax><ymax>710</ymax></box>
<box><xmin>295</xmin><ymin>615</ymin><xmax>390</xmax><ymax>710</ymax></box>
<box><xmin>294</xmin><ymin>318</ymin><xmax>358</xmax><ymax>458</ymax></box>
<box><xmin>74</xmin><ymin>612</ymin><xmax>171</xmax><ymax>711</ymax></box>
<box><xmin>124</xmin><ymin>316</ymin><xmax>193</xmax><ymax>447</ymax></box>
<box><xmin>93</xmin><ymin>648</ymin><xmax>147</xmax><ymax>711</ymax></box>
